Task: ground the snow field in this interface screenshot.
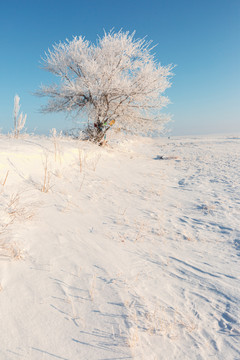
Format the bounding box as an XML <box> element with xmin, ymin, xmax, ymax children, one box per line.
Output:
<box><xmin>0</xmin><ymin>133</ymin><xmax>240</xmax><ymax>359</ymax></box>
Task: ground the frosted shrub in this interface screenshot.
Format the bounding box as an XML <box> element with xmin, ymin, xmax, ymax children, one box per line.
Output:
<box><xmin>50</xmin><ymin>128</ymin><xmax>62</xmax><ymax>162</ymax></box>
<box><xmin>37</xmin><ymin>30</ymin><xmax>173</xmax><ymax>144</ymax></box>
<box><xmin>13</xmin><ymin>95</ymin><xmax>27</xmax><ymax>138</ymax></box>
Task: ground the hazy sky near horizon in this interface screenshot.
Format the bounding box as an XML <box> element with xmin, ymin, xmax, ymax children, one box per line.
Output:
<box><xmin>0</xmin><ymin>0</ymin><xmax>239</xmax><ymax>136</ymax></box>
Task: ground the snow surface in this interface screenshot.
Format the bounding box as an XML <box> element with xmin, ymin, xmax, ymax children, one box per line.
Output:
<box><xmin>0</xmin><ymin>133</ymin><xmax>240</xmax><ymax>360</ymax></box>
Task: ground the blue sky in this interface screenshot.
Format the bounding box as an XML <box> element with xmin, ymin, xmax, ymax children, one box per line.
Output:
<box><xmin>0</xmin><ymin>0</ymin><xmax>239</xmax><ymax>136</ymax></box>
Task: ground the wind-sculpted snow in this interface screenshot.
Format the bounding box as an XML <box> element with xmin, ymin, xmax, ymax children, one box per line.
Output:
<box><xmin>0</xmin><ymin>133</ymin><xmax>239</xmax><ymax>359</ymax></box>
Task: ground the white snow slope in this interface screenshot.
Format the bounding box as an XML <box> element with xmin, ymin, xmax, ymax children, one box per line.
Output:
<box><xmin>0</xmin><ymin>133</ymin><xmax>239</xmax><ymax>360</ymax></box>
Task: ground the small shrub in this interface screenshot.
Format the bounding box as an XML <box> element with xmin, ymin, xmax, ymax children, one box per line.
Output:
<box><xmin>13</xmin><ymin>95</ymin><xmax>27</xmax><ymax>138</ymax></box>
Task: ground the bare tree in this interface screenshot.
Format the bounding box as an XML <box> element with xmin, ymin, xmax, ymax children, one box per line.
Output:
<box><xmin>37</xmin><ymin>30</ymin><xmax>173</xmax><ymax>144</ymax></box>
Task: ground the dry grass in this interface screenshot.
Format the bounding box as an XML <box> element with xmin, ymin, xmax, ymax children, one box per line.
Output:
<box><xmin>134</xmin><ymin>222</ymin><xmax>146</xmax><ymax>243</ymax></box>
<box><xmin>0</xmin><ymin>217</ymin><xmax>13</xmax><ymax>238</ymax></box>
<box><xmin>0</xmin><ymin>191</ymin><xmax>35</xmax><ymax>260</ymax></box>
<box><xmin>51</xmin><ymin>128</ymin><xmax>63</xmax><ymax>163</ymax></box>
<box><xmin>123</xmin><ymin>294</ymin><xmax>197</xmax><ymax>345</ymax></box>
<box><xmin>0</xmin><ymin>170</ymin><xmax>9</xmax><ymax>188</ymax></box>
<box><xmin>0</xmin><ymin>241</ymin><xmax>23</xmax><ymax>260</ymax></box>
<box><xmin>78</xmin><ymin>174</ymin><xmax>85</xmax><ymax>192</ymax></box>
<box><xmin>116</xmin><ymin>218</ymin><xmax>148</xmax><ymax>244</ymax></box>
<box><xmin>127</xmin><ymin>326</ymin><xmax>139</xmax><ymax>348</ymax></box>
<box><xmin>41</xmin><ymin>153</ymin><xmax>52</xmax><ymax>193</ymax></box>
<box><xmin>7</xmin><ymin>193</ymin><xmax>35</xmax><ymax>221</ymax></box>
<box><xmin>183</xmin><ymin>233</ymin><xmax>196</xmax><ymax>242</ymax></box>
<box><xmin>201</xmin><ymin>203</ymin><xmax>215</xmax><ymax>214</ymax></box>
<box><xmin>78</xmin><ymin>148</ymin><xmax>85</xmax><ymax>173</ymax></box>
<box><xmin>91</xmin><ymin>153</ymin><xmax>101</xmax><ymax>171</ymax></box>
<box><xmin>118</xmin><ymin>207</ymin><xmax>128</xmax><ymax>216</ymax></box>
<box><xmin>118</xmin><ymin>233</ymin><xmax>127</xmax><ymax>243</ymax></box>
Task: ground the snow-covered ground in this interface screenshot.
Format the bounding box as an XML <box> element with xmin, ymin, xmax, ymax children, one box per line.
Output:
<box><xmin>0</xmin><ymin>133</ymin><xmax>239</xmax><ymax>360</ymax></box>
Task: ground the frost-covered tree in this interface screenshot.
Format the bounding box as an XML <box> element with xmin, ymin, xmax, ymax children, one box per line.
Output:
<box><xmin>37</xmin><ymin>30</ymin><xmax>173</xmax><ymax>144</ymax></box>
<box><xmin>13</xmin><ymin>95</ymin><xmax>27</xmax><ymax>138</ymax></box>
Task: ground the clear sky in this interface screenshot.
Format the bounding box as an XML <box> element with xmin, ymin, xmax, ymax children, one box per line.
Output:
<box><xmin>0</xmin><ymin>0</ymin><xmax>239</xmax><ymax>136</ymax></box>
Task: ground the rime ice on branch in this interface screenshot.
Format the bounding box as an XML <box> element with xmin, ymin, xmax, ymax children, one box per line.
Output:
<box><xmin>13</xmin><ymin>95</ymin><xmax>27</xmax><ymax>138</ymax></box>
<box><xmin>37</xmin><ymin>30</ymin><xmax>174</xmax><ymax>144</ymax></box>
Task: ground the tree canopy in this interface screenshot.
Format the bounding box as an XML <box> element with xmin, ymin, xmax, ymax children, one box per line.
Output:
<box><xmin>38</xmin><ymin>30</ymin><xmax>173</xmax><ymax>143</ymax></box>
